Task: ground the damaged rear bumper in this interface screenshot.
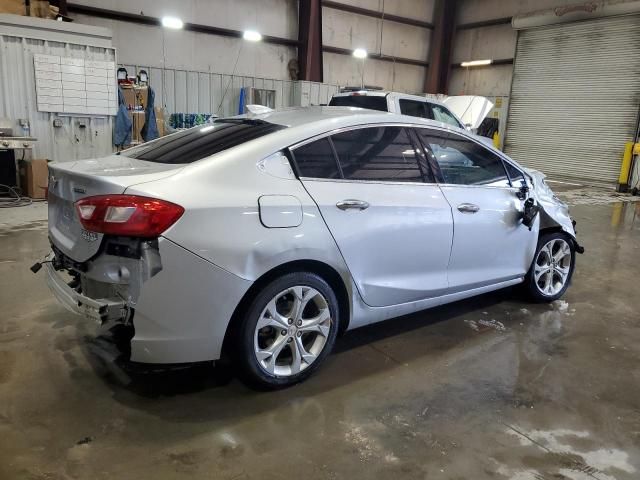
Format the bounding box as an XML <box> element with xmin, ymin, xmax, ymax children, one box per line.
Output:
<box><xmin>46</xmin><ymin>262</ymin><xmax>127</xmax><ymax>323</ymax></box>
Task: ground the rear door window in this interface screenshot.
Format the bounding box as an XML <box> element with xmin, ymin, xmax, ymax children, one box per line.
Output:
<box><xmin>291</xmin><ymin>137</ymin><xmax>341</xmax><ymax>179</ymax></box>
<box><xmin>399</xmin><ymin>99</ymin><xmax>431</xmax><ymax>119</ymax></box>
<box><xmin>331</xmin><ymin>127</ymin><xmax>425</xmax><ymax>182</ymax></box>
<box><xmin>120</xmin><ymin>120</ymin><xmax>285</xmax><ymax>164</ymax></box>
<box><xmin>417</xmin><ymin>130</ymin><xmax>510</xmax><ymax>187</ymax></box>
<box><xmin>328</xmin><ymin>95</ymin><xmax>388</xmax><ymax>112</ymax></box>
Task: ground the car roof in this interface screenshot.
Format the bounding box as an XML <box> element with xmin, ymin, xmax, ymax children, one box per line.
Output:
<box><xmin>246</xmin><ymin>106</ymin><xmax>443</xmax><ymax>130</ymax></box>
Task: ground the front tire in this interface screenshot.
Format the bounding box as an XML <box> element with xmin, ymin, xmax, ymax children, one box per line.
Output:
<box><xmin>524</xmin><ymin>231</ymin><xmax>576</xmax><ymax>302</ymax></box>
<box><xmin>234</xmin><ymin>272</ymin><xmax>339</xmax><ymax>390</ymax></box>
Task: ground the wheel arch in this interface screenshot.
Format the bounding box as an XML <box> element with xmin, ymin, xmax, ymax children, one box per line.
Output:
<box><xmin>220</xmin><ymin>259</ymin><xmax>351</xmax><ymax>362</ymax></box>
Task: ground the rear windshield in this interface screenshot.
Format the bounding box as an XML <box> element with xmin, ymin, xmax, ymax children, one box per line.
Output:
<box><xmin>329</xmin><ymin>95</ymin><xmax>388</xmax><ymax>112</ymax></box>
<box><xmin>120</xmin><ymin>119</ymin><xmax>286</xmax><ymax>164</ymax></box>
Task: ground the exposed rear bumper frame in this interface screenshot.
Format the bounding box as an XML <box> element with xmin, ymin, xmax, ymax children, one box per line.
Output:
<box><xmin>45</xmin><ymin>263</ymin><xmax>127</xmax><ymax>323</ymax></box>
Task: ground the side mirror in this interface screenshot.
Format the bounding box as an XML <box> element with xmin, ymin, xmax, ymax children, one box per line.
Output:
<box><xmin>516</xmin><ymin>185</ymin><xmax>529</xmax><ymax>200</ymax></box>
<box><xmin>521</xmin><ymin>198</ymin><xmax>539</xmax><ymax>231</ymax></box>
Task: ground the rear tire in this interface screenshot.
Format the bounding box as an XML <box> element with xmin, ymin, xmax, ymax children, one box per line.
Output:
<box><xmin>234</xmin><ymin>272</ymin><xmax>339</xmax><ymax>390</ymax></box>
<box><xmin>524</xmin><ymin>231</ymin><xmax>576</xmax><ymax>303</ymax></box>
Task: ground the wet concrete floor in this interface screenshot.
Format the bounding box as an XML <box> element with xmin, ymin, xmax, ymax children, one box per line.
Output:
<box><xmin>1</xmin><ymin>200</ymin><xmax>639</xmax><ymax>479</ymax></box>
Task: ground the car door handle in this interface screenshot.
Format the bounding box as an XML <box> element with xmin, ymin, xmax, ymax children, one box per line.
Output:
<box><xmin>336</xmin><ymin>199</ymin><xmax>370</xmax><ymax>211</ymax></box>
<box><xmin>457</xmin><ymin>203</ymin><xmax>480</xmax><ymax>213</ymax></box>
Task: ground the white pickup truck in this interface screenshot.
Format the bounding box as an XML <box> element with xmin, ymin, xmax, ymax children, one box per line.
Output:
<box><xmin>329</xmin><ymin>90</ymin><xmax>493</xmax><ymax>139</ymax></box>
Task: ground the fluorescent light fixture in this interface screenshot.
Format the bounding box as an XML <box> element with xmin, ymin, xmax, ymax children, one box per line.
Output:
<box><xmin>161</xmin><ymin>16</ymin><xmax>183</xmax><ymax>29</ymax></box>
<box><xmin>243</xmin><ymin>30</ymin><xmax>262</xmax><ymax>42</ymax></box>
<box><xmin>402</xmin><ymin>149</ymin><xmax>416</xmax><ymax>155</ymax></box>
<box><xmin>353</xmin><ymin>48</ymin><xmax>368</xmax><ymax>59</ymax></box>
<box><xmin>460</xmin><ymin>59</ymin><xmax>492</xmax><ymax>67</ymax></box>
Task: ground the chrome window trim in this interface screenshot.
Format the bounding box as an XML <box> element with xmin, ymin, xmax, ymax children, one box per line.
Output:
<box><xmin>287</xmin><ymin>121</ymin><xmax>527</xmax><ymax>188</ymax></box>
<box><xmin>299</xmin><ymin>176</ymin><xmax>436</xmax><ymax>187</ymax></box>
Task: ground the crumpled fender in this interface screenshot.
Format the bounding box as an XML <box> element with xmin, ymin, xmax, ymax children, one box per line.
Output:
<box><xmin>523</xmin><ymin>168</ymin><xmax>579</xmax><ymax>244</ymax></box>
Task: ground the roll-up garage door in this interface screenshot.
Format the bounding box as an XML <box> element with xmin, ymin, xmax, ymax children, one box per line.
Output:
<box><xmin>505</xmin><ymin>14</ymin><xmax>640</xmax><ymax>185</ymax></box>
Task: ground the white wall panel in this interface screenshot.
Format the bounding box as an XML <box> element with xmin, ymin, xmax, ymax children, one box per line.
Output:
<box><xmin>448</xmin><ymin>64</ymin><xmax>513</xmax><ymax>97</ymax></box>
<box><xmin>72</xmin><ymin>14</ymin><xmax>296</xmax><ymax>81</ymax></box>
<box><xmin>324</xmin><ymin>53</ymin><xmax>424</xmax><ymax>94</ymax></box>
<box><xmin>452</xmin><ymin>24</ymin><xmax>515</xmax><ymax>64</ymax></box>
<box><xmin>334</xmin><ymin>0</ymin><xmax>435</xmax><ymax>23</ymax></box>
<box><xmin>0</xmin><ymin>28</ymin><xmax>115</xmax><ymax>162</ymax></box>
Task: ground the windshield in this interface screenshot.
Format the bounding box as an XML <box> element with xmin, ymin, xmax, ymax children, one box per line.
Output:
<box><xmin>120</xmin><ymin>119</ymin><xmax>286</xmax><ymax>164</ymax></box>
<box><xmin>329</xmin><ymin>95</ymin><xmax>388</xmax><ymax>112</ymax></box>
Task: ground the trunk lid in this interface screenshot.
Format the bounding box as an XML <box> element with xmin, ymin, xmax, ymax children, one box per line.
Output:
<box><xmin>48</xmin><ymin>155</ymin><xmax>183</xmax><ymax>262</ymax></box>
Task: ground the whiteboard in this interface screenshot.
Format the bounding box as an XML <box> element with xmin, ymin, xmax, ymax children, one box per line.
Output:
<box><xmin>33</xmin><ymin>54</ymin><xmax>117</xmax><ymax>116</ymax></box>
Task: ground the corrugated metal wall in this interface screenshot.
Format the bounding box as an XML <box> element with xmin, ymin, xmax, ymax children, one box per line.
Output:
<box><xmin>120</xmin><ymin>64</ymin><xmax>340</xmax><ymax>117</ymax></box>
<box><xmin>0</xmin><ymin>34</ymin><xmax>116</xmax><ymax>162</ymax></box>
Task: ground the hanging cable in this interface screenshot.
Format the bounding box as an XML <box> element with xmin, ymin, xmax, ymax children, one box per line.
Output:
<box><xmin>216</xmin><ymin>42</ymin><xmax>244</xmax><ymax>116</ymax></box>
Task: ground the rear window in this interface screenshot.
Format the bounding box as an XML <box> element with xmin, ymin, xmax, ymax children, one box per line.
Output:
<box><xmin>120</xmin><ymin>119</ymin><xmax>285</xmax><ymax>164</ymax></box>
<box><xmin>329</xmin><ymin>95</ymin><xmax>388</xmax><ymax>112</ymax></box>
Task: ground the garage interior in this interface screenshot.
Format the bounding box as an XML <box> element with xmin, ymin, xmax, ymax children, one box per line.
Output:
<box><xmin>1</xmin><ymin>0</ymin><xmax>640</xmax><ymax>479</ymax></box>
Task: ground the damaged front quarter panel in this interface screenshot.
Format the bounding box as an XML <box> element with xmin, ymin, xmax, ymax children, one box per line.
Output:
<box><xmin>524</xmin><ymin>168</ymin><xmax>584</xmax><ymax>253</ymax></box>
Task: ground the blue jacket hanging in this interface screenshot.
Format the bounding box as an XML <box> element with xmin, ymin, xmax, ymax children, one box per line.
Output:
<box><xmin>114</xmin><ymin>86</ymin><xmax>132</xmax><ymax>146</ymax></box>
<box><xmin>141</xmin><ymin>86</ymin><xmax>159</xmax><ymax>142</ymax></box>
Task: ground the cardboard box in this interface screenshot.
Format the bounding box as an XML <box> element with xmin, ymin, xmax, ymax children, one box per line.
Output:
<box><xmin>20</xmin><ymin>159</ymin><xmax>49</xmax><ymax>199</ymax></box>
<box><xmin>0</xmin><ymin>0</ymin><xmax>26</xmax><ymax>15</ymax></box>
<box><xmin>121</xmin><ymin>86</ymin><xmax>148</xmax><ymax>110</ymax></box>
<box><xmin>29</xmin><ymin>0</ymin><xmax>50</xmax><ymax>18</ymax></box>
<box><xmin>155</xmin><ymin>107</ymin><xmax>165</xmax><ymax>137</ymax></box>
<box><xmin>128</xmin><ymin>111</ymin><xmax>145</xmax><ymax>144</ymax></box>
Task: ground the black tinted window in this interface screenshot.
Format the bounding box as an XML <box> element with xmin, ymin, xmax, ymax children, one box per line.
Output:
<box><xmin>332</xmin><ymin>127</ymin><xmax>424</xmax><ymax>182</ymax></box>
<box><xmin>399</xmin><ymin>99</ymin><xmax>430</xmax><ymax>119</ymax></box>
<box><xmin>504</xmin><ymin>161</ymin><xmax>527</xmax><ymax>188</ymax></box>
<box><xmin>418</xmin><ymin>130</ymin><xmax>509</xmax><ymax>187</ymax></box>
<box><xmin>292</xmin><ymin>138</ymin><xmax>340</xmax><ymax>179</ymax></box>
<box><xmin>121</xmin><ymin>120</ymin><xmax>285</xmax><ymax>164</ymax></box>
<box><xmin>329</xmin><ymin>95</ymin><xmax>388</xmax><ymax>112</ymax></box>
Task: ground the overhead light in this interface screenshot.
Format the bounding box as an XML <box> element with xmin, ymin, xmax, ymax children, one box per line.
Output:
<box><xmin>243</xmin><ymin>30</ymin><xmax>262</xmax><ymax>42</ymax></box>
<box><xmin>353</xmin><ymin>48</ymin><xmax>368</xmax><ymax>59</ymax></box>
<box><xmin>161</xmin><ymin>16</ymin><xmax>183</xmax><ymax>29</ymax></box>
<box><xmin>461</xmin><ymin>59</ymin><xmax>492</xmax><ymax>67</ymax></box>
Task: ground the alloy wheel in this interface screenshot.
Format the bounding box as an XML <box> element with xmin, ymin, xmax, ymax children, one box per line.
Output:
<box><xmin>534</xmin><ymin>238</ymin><xmax>572</xmax><ymax>296</ymax></box>
<box><xmin>253</xmin><ymin>286</ymin><xmax>332</xmax><ymax>377</ymax></box>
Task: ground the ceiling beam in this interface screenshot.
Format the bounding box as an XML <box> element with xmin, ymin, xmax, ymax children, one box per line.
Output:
<box><xmin>66</xmin><ymin>3</ymin><xmax>299</xmax><ymax>48</ymax></box>
<box><xmin>323</xmin><ymin>45</ymin><xmax>428</xmax><ymax>68</ymax></box>
<box><xmin>322</xmin><ymin>0</ymin><xmax>434</xmax><ymax>29</ymax></box>
<box><xmin>457</xmin><ymin>17</ymin><xmax>512</xmax><ymax>30</ymax></box>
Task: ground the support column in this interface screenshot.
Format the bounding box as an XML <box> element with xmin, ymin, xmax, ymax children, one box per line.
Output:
<box><xmin>298</xmin><ymin>0</ymin><xmax>323</xmax><ymax>82</ymax></box>
<box><xmin>424</xmin><ymin>0</ymin><xmax>456</xmax><ymax>94</ymax></box>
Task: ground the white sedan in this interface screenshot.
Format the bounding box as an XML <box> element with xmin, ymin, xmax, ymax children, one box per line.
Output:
<box><xmin>42</xmin><ymin>107</ymin><xmax>582</xmax><ymax>389</ymax></box>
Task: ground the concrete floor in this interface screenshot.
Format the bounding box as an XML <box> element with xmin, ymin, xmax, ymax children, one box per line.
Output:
<box><xmin>1</xmin><ymin>197</ymin><xmax>639</xmax><ymax>480</ymax></box>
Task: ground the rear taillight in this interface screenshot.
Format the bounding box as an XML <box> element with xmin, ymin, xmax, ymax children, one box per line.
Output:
<box><xmin>75</xmin><ymin>195</ymin><xmax>184</xmax><ymax>237</ymax></box>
